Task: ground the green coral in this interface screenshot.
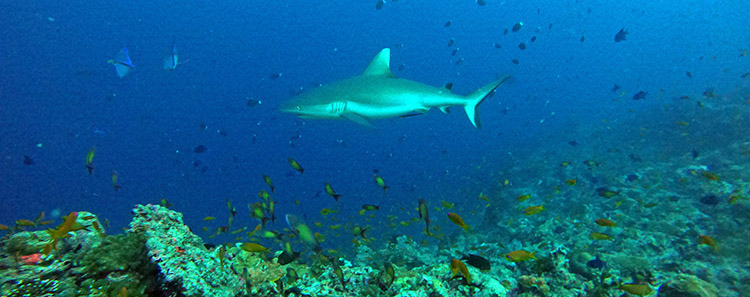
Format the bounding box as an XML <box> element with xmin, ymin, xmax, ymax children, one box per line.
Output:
<box><xmin>80</xmin><ymin>232</ymin><xmax>160</xmax><ymax>297</ymax></box>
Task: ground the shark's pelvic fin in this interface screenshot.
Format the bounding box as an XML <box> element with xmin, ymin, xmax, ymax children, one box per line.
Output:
<box><xmin>362</xmin><ymin>48</ymin><xmax>396</xmax><ymax>78</ymax></box>
<box><xmin>465</xmin><ymin>75</ymin><xmax>512</xmax><ymax>129</ymax></box>
<box><xmin>342</xmin><ymin>113</ymin><xmax>376</xmax><ymax>128</ymax></box>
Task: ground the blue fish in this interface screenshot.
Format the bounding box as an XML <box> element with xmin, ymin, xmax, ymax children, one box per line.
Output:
<box><xmin>108</xmin><ymin>46</ymin><xmax>134</xmax><ymax>78</ymax></box>
<box><xmin>587</xmin><ymin>256</ymin><xmax>605</xmax><ymax>270</ymax></box>
<box><xmin>163</xmin><ymin>43</ymin><xmax>179</xmax><ymax>71</ymax></box>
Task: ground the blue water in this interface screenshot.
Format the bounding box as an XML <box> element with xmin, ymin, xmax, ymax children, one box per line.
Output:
<box><xmin>1</xmin><ymin>0</ymin><xmax>749</xmax><ymax>252</ymax></box>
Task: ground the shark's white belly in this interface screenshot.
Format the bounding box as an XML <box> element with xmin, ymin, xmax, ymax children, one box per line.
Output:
<box><xmin>342</xmin><ymin>100</ymin><xmax>426</xmax><ymax>119</ymax></box>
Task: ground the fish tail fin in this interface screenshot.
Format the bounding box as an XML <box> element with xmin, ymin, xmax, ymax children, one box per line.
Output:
<box><xmin>464</xmin><ymin>75</ymin><xmax>512</xmax><ymax>129</ymax></box>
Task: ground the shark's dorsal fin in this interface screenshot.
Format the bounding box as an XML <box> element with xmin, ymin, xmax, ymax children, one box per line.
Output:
<box><xmin>362</xmin><ymin>48</ymin><xmax>396</xmax><ymax>78</ymax></box>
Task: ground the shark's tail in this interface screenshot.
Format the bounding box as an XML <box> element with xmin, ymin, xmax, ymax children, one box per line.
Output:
<box><xmin>464</xmin><ymin>75</ymin><xmax>512</xmax><ymax>129</ymax></box>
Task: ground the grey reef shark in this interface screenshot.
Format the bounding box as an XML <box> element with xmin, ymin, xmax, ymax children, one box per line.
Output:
<box><xmin>279</xmin><ymin>48</ymin><xmax>510</xmax><ymax>129</ymax></box>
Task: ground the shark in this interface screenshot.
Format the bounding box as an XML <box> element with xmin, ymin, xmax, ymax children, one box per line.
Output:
<box><xmin>278</xmin><ymin>48</ymin><xmax>511</xmax><ymax>129</ymax></box>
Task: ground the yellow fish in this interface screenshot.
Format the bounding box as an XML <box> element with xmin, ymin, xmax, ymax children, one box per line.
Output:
<box><xmin>450</xmin><ymin>258</ymin><xmax>472</xmax><ymax>283</ymax></box>
<box><xmin>287</xmin><ymin>158</ymin><xmax>304</xmax><ymax>174</ymax></box>
<box><xmin>517</xmin><ymin>194</ymin><xmax>531</xmax><ymax>202</ymax></box>
<box><xmin>617</xmin><ymin>283</ymin><xmax>654</xmax><ymax>296</ymax></box>
<box><xmin>203</xmin><ymin>216</ymin><xmax>216</xmax><ymax>221</ymax></box>
<box><xmin>240</xmin><ymin>242</ymin><xmax>269</xmax><ymax>253</ymax></box>
<box><xmin>594</xmin><ymin>218</ymin><xmax>617</xmax><ymax>227</ymax></box>
<box><xmin>505</xmin><ymin>250</ymin><xmax>536</xmax><ymax>262</ymax></box>
<box><xmin>590</xmin><ymin>232</ymin><xmax>614</xmax><ymax>241</ymax></box>
<box><xmin>522</xmin><ymin>204</ymin><xmax>545</xmax><ymax>216</ymax></box>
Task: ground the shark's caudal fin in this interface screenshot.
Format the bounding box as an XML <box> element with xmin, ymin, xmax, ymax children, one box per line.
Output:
<box><xmin>464</xmin><ymin>75</ymin><xmax>512</xmax><ymax>129</ymax></box>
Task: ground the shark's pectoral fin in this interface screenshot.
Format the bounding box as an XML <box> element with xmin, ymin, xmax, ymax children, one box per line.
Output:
<box><xmin>342</xmin><ymin>113</ymin><xmax>377</xmax><ymax>128</ymax></box>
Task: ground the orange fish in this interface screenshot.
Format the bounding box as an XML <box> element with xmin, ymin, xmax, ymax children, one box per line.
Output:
<box><xmin>450</xmin><ymin>258</ymin><xmax>472</xmax><ymax>283</ymax></box>
<box><xmin>447</xmin><ymin>213</ymin><xmax>470</xmax><ymax>232</ymax></box>
<box><xmin>20</xmin><ymin>253</ymin><xmax>43</xmax><ymax>265</ymax></box>
<box><xmin>565</xmin><ymin>179</ymin><xmax>577</xmax><ymax>185</ymax></box>
<box><xmin>517</xmin><ymin>194</ymin><xmax>531</xmax><ymax>202</ymax></box>
<box><xmin>699</xmin><ymin>235</ymin><xmax>719</xmax><ymax>251</ymax></box>
<box><xmin>702</xmin><ymin>172</ymin><xmax>719</xmax><ymax>181</ymax></box>
<box><xmin>595</xmin><ymin>218</ymin><xmax>617</xmax><ymax>227</ymax></box>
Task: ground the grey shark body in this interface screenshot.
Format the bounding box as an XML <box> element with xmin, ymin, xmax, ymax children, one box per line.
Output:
<box><xmin>279</xmin><ymin>48</ymin><xmax>510</xmax><ymax>129</ymax></box>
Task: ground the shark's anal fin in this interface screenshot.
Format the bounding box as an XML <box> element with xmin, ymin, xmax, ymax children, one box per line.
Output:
<box><xmin>342</xmin><ymin>113</ymin><xmax>377</xmax><ymax>128</ymax></box>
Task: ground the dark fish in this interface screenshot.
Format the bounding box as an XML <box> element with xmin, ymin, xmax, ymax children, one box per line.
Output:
<box><xmin>476</xmin><ymin>0</ymin><xmax>486</xmax><ymax>6</ymax></box>
<box><xmin>444</xmin><ymin>21</ymin><xmax>452</xmax><ymax>27</ymax></box>
<box><xmin>700</xmin><ymin>195</ymin><xmax>719</xmax><ymax>206</ymax></box>
<box><xmin>278</xmin><ymin>250</ymin><xmax>301</xmax><ymax>265</ymax></box>
<box><xmin>632</xmin><ymin>91</ymin><xmax>647</xmax><ymax>100</ymax></box>
<box><xmin>494</xmin><ymin>43</ymin><xmax>502</xmax><ymax>48</ymax></box>
<box><xmin>511</xmin><ymin>59</ymin><xmax>519</xmax><ymax>65</ymax></box>
<box><xmin>375</xmin><ymin>0</ymin><xmax>384</xmax><ymax>9</ymax></box>
<box><xmin>586</xmin><ymin>256</ymin><xmax>605</xmax><ymax>269</ymax></box>
<box><xmin>23</xmin><ymin>155</ymin><xmax>34</xmax><ymax>165</ymax></box>
<box><xmin>462</xmin><ymin>254</ymin><xmax>491</xmax><ymax>271</ymax></box>
<box><xmin>448</xmin><ymin>39</ymin><xmax>455</xmax><ymax>47</ymax></box>
<box><xmin>531</xmin><ymin>36</ymin><xmax>537</xmax><ymax>42</ymax></box>
<box><xmin>580</xmin><ymin>35</ymin><xmax>585</xmax><ymax>42</ymax></box>
<box><xmin>568</xmin><ymin>140</ymin><xmax>578</xmax><ymax>146</ymax></box>
<box><xmin>518</xmin><ymin>42</ymin><xmax>527</xmax><ymax>50</ymax></box>
<box><xmin>611</xmin><ymin>84</ymin><xmax>621</xmax><ymax>92</ymax></box>
<box><xmin>193</xmin><ymin>160</ymin><xmax>202</xmax><ymax>167</ymax></box>
<box><xmin>451</xmin><ymin>48</ymin><xmax>459</xmax><ymax>56</ymax></box>
<box><xmin>691</xmin><ymin>149</ymin><xmax>699</xmax><ymax>160</ymax></box>
<box><xmin>614</xmin><ymin>28</ymin><xmax>628</xmax><ymax>42</ymax></box>
<box><xmin>741</xmin><ymin>72</ymin><xmax>750</xmax><ymax>78</ymax></box>
<box><xmin>444</xmin><ymin>83</ymin><xmax>454</xmax><ymax>91</ymax></box>
<box><xmin>503</xmin><ymin>28</ymin><xmax>509</xmax><ymax>35</ymax></box>
<box><xmin>512</xmin><ymin>22</ymin><xmax>523</xmax><ymax>32</ymax></box>
<box><xmin>455</xmin><ymin>58</ymin><xmax>464</xmax><ymax>65</ymax></box>
<box><xmin>270</xmin><ymin>72</ymin><xmax>282</xmax><ymax>79</ymax></box>
<box><xmin>194</xmin><ymin>145</ymin><xmax>207</xmax><ymax>153</ymax></box>
<box><xmin>247</xmin><ymin>98</ymin><xmax>260</xmax><ymax>107</ymax></box>
<box><xmin>626</xmin><ymin>174</ymin><xmax>639</xmax><ymax>182</ymax></box>
<box><xmin>686</xmin><ymin>71</ymin><xmax>693</xmax><ymax>78</ymax></box>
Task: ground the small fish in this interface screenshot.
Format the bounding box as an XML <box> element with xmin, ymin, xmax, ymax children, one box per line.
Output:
<box><xmin>447</xmin><ymin>212</ymin><xmax>470</xmax><ymax>232</ymax></box>
<box><xmin>373</xmin><ymin>174</ymin><xmax>388</xmax><ymax>193</ymax></box>
<box><xmin>596</xmin><ymin>187</ymin><xmax>620</xmax><ymax>198</ymax></box>
<box><xmin>23</xmin><ymin>155</ymin><xmax>34</xmax><ymax>165</ymax></box>
<box><xmin>240</xmin><ymin>242</ymin><xmax>269</xmax><ymax>253</ymax></box>
<box><xmin>108</xmin><ymin>47</ymin><xmax>135</xmax><ymax>78</ymax></box>
<box><xmin>632</xmin><ymin>91</ymin><xmax>647</xmax><ymax>100</ymax></box>
<box><xmin>450</xmin><ymin>258</ymin><xmax>472</xmax><ymax>283</ymax></box>
<box><xmin>565</xmin><ymin>179</ymin><xmax>577</xmax><ymax>185</ymax></box>
<box><xmin>160</xmin><ymin>198</ymin><xmax>173</xmax><ymax>208</ymax></box>
<box><xmin>523</xmin><ymin>204</ymin><xmax>545</xmax><ymax>216</ymax></box>
<box><xmin>505</xmin><ymin>250</ymin><xmax>536</xmax><ymax>262</ymax></box>
<box><xmin>324</xmin><ymin>182</ymin><xmax>342</xmax><ymax>201</ymax></box>
<box><xmin>512</xmin><ymin>22</ymin><xmax>523</xmax><ymax>32</ymax></box>
<box><xmin>595</xmin><ymin>218</ymin><xmax>617</xmax><ymax>227</ymax></box>
<box><xmin>375</xmin><ymin>0</ymin><xmax>384</xmax><ymax>9</ymax></box>
<box><xmin>287</xmin><ymin>158</ymin><xmax>304</xmax><ymax>174</ymax></box>
<box><xmin>441</xmin><ymin>201</ymin><xmax>455</xmax><ymax>209</ymax></box>
<box><xmin>702</xmin><ymin>172</ymin><xmax>719</xmax><ymax>181</ymax></box>
<box><xmin>112</xmin><ymin>171</ymin><xmax>123</xmax><ymax>191</ymax></box>
<box><xmin>462</xmin><ymin>254</ymin><xmax>491</xmax><ymax>271</ymax></box>
<box><xmin>163</xmin><ymin>43</ymin><xmax>186</xmax><ymax>71</ymax></box>
<box><xmin>617</xmin><ymin>283</ymin><xmax>653</xmax><ymax>296</ymax></box>
<box><xmin>286</xmin><ymin>267</ymin><xmax>299</xmax><ymax>284</ymax></box>
<box><xmin>203</xmin><ymin>216</ymin><xmax>216</xmax><ymax>221</ymax></box>
<box><xmin>586</xmin><ymin>256</ymin><xmax>605</xmax><ymax>269</ymax></box>
<box><xmin>352</xmin><ymin>226</ymin><xmax>368</xmax><ymax>238</ymax></box>
<box><xmin>362</xmin><ymin>204</ymin><xmax>380</xmax><ymax>211</ymax></box>
<box><xmin>590</xmin><ymin>232</ymin><xmax>614</xmax><ymax>241</ymax></box>
<box><xmin>16</xmin><ymin>219</ymin><xmax>36</xmax><ymax>227</ymax></box>
<box><xmin>614</xmin><ymin>28</ymin><xmax>628</xmax><ymax>42</ymax></box>
<box><xmin>699</xmin><ymin>235</ymin><xmax>719</xmax><ymax>251</ymax></box>
<box><xmin>518</xmin><ymin>42</ymin><xmax>527</xmax><ymax>50</ymax></box>
<box><xmin>611</xmin><ymin>84</ymin><xmax>621</xmax><ymax>92</ymax></box>
<box><xmin>686</xmin><ymin>71</ymin><xmax>693</xmax><ymax>78</ymax></box>
<box><xmin>85</xmin><ymin>148</ymin><xmax>95</xmax><ymax>174</ymax></box>
<box><xmin>34</xmin><ymin>211</ymin><xmax>45</xmax><ymax>224</ymax></box>
<box><xmin>476</xmin><ymin>0</ymin><xmax>486</xmax><ymax>6</ymax></box>
<box><xmin>417</xmin><ymin>199</ymin><xmax>432</xmax><ymax>236</ymax></box>
<box><xmin>377</xmin><ymin>262</ymin><xmax>396</xmax><ymax>291</ymax></box>
<box><xmin>331</xmin><ymin>258</ymin><xmax>346</xmax><ymax>288</ymax></box>
<box><xmin>444</xmin><ymin>20</ymin><xmax>451</xmax><ymax>27</ymax></box>
<box><xmin>262</xmin><ymin>174</ymin><xmax>275</xmax><ymax>192</ymax></box>
<box><xmin>517</xmin><ymin>194</ymin><xmax>532</xmax><ymax>202</ymax></box>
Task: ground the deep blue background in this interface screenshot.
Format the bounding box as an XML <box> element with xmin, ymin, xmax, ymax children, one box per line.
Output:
<box><xmin>1</xmin><ymin>0</ymin><xmax>748</xmax><ymax>248</ymax></box>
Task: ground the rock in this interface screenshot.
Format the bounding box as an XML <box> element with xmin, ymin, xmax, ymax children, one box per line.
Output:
<box><xmin>658</xmin><ymin>275</ymin><xmax>718</xmax><ymax>297</ymax></box>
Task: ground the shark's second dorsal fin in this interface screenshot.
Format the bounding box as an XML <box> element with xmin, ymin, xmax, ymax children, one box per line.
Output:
<box><xmin>362</xmin><ymin>48</ymin><xmax>396</xmax><ymax>78</ymax></box>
